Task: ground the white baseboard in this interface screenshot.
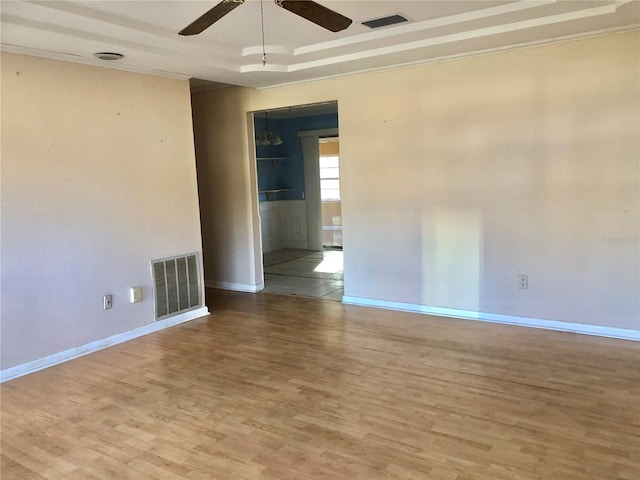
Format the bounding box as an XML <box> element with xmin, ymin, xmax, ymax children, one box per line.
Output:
<box><xmin>341</xmin><ymin>296</ymin><xmax>640</xmax><ymax>341</ymax></box>
<box><xmin>0</xmin><ymin>307</ymin><xmax>210</xmax><ymax>383</ymax></box>
<box><xmin>205</xmin><ymin>280</ymin><xmax>264</xmax><ymax>293</ymax></box>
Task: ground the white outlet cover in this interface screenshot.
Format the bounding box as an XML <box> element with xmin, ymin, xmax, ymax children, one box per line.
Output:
<box><xmin>130</xmin><ymin>287</ymin><xmax>143</xmax><ymax>303</ymax></box>
<box><xmin>104</xmin><ymin>294</ymin><xmax>113</xmax><ymax>310</ymax></box>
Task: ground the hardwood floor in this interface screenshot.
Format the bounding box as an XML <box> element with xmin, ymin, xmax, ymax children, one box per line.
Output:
<box><xmin>2</xmin><ymin>289</ymin><xmax>639</xmax><ymax>479</ymax></box>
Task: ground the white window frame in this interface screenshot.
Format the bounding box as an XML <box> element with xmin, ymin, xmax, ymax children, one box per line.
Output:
<box><xmin>319</xmin><ymin>154</ymin><xmax>340</xmax><ymax>201</ymax></box>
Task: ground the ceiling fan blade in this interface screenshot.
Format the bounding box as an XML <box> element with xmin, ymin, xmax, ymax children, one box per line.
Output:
<box><xmin>179</xmin><ymin>0</ymin><xmax>245</xmax><ymax>36</ymax></box>
<box><xmin>276</xmin><ymin>1</ymin><xmax>352</xmax><ymax>32</ymax></box>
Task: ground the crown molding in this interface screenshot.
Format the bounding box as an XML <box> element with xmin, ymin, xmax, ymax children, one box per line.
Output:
<box><xmin>258</xmin><ymin>25</ymin><xmax>639</xmax><ymax>90</ymax></box>
<box><xmin>1</xmin><ymin>43</ymin><xmax>191</xmax><ymax>80</ymax></box>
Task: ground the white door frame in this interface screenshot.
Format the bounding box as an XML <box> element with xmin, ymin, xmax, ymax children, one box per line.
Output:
<box><xmin>298</xmin><ymin>128</ymin><xmax>339</xmax><ymax>251</ymax></box>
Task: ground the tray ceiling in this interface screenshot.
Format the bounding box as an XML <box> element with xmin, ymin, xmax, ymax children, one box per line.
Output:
<box><xmin>1</xmin><ymin>1</ymin><xmax>638</xmax><ymax>89</ymax></box>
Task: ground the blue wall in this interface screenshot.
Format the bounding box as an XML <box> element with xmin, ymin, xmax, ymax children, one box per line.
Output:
<box><xmin>255</xmin><ymin>113</ymin><xmax>338</xmax><ymax>202</ymax></box>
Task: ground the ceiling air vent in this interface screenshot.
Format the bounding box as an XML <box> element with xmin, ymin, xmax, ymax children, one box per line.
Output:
<box><xmin>362</xmin><ymin>14</ymin><xmax>409</xmax><ymax>29</ymax></box>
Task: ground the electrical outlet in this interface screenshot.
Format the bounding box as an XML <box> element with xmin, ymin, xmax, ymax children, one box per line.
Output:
<box><xmin>518</xmin><ymin>275</ymin><xmax>528</xmax><ymax>289</ymax></box>
<box><xmin>103</xmin><ymin>294</ymin><xmax>113</xmax><ymax>309</ymax></box>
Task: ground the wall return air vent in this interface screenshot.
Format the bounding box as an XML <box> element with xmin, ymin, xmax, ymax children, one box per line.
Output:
<box><xmin>151</xmin><ymin>253</ymin><xmax>201</xmax><ymax>320</ymax></box>
<box><xmin>361</xmin><ymin>14</ymin><xmax>409</xmax><ymax>29</ymax></box>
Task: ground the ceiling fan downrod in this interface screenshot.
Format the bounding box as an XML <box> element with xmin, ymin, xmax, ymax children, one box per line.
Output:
<box><xmin>261</xmin><ymin>0</ymin><xmax>267</xmax><ymax>66</ymax></box>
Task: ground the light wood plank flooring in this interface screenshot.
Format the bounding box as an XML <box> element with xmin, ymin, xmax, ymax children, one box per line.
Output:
<box><xmin>2</xmin><ymin>289</ymin><xmax>639</xmax><ymax>479</ymax></box>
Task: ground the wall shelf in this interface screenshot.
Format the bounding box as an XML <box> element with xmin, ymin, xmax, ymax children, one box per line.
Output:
<box><xmin>258</xmin><ymin>188</ymin><xmax>291</xmax><ymax>194</ymax></box>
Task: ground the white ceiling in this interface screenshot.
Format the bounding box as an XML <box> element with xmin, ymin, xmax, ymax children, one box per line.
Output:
<box><xmin>1</xmin><ymin>0</ymin><xmax>638</xmax><ymax>90</ymax></box>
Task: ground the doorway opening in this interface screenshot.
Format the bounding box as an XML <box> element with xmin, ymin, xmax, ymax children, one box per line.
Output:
<box><xmin>319</xmin><ymin>137</ymin><xmax>342</xmax><ymax>250</ymax></box>
<box><xmin>252</xmin><ymin>102</ymin><xmax>344</xmax><ymax>300</ymax></box>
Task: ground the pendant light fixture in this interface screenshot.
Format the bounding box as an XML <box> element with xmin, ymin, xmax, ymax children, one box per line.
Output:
<box><xmin>256</xmin><ymin>112</ymin><xmax>283</xmax><ymax>146</ymax></box>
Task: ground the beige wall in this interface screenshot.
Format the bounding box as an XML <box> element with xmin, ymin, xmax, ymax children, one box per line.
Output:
<box><xmin>192</xmin><ymin>32</ymin><xmax>639</xmax><ymax>331</ymax></box>
<box><xmin>192</xmin><ymin>88</ymin><xmax>263</xmax><ymax>290</ymax></box>
<box><xmin>1</xmin><ymin>53</ymin><xmax>204</xmax><ymax>368</ymax></box>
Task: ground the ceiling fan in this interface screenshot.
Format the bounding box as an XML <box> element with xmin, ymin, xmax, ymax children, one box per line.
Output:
<box><xmin>179</xmin><ymin>0</ymin><xmax>353</xmax><ymax>36</ymax></box>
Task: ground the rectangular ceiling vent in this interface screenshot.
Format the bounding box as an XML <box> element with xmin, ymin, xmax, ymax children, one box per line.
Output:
<box><xmin>362</xmin><ymin>14</ymin><xmax>409</xmax><ymax>29</ymax></box>
<box><xmin>151</xmin><ymin>253</ymin><xmax>201</xmax><ymax>320</ymax></box>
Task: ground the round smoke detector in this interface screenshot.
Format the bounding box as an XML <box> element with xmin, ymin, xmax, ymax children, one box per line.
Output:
<box><xmin>93</xmin><ymin>52</ymin><xmax>124</xmax><ymax>61</ymax></box>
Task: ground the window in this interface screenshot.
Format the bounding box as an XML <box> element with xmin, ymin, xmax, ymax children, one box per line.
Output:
<box><xmin>319</xmin><ymin>155</ymin><xmax>340</xmax><ymax>201</ymax></box>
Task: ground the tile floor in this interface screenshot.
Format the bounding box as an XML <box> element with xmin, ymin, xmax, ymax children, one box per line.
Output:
<box><xmin>262</xmin><ymin>248</ymin><xmax>343</xmax><ymax>301</ymax></box>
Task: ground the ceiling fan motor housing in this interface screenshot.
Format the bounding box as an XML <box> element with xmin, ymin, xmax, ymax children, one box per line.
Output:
<box><xmin>179</xmin><ymin>0</ymin><xmax>352</xmax><ymax>37</ymax></box>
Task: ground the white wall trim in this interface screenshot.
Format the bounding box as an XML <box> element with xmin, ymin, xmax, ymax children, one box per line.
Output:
<box><xmin>341</xmin><ymin>296</ymin><xmax>640</xmax><ymax>341</ymax></box>
<box><xmin>300</xmin><ymin>135</ymin><xmax>323</xmax><ymax>250</ymax></box>
<box><xmin>0</xmin><ymin>44</ymin><xmax>191</xmax><ymax>81</ymax></box>
<box><xmin>0</xmin><ymin>307</ymin><xmax>210</xmax><ymax>383</ymax></box>
<box><xmin>205</xmin><ymin>280</ymin><xmax>264</xmax><ymax>293</ymax></box>
<box><xmin>260</xmin><ymin>26</ymin><xmax>639</xmax><ymax>91</ymax></box>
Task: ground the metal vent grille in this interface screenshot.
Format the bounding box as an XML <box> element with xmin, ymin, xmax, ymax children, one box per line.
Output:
<box><xmin>152</xmin><ymin>253</ymin><xmax>200</xmax><ymax>320</ymax></box>
<box><xmin>362</xmin><ymin>14</ymin><xmax>409</xmax><ymax>29</ymax></box>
